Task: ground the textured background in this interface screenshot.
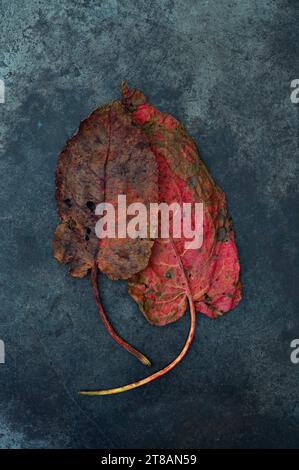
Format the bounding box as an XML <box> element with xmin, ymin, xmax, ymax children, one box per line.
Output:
<box><xmin>0</xmin><ymin>0</ymin><xmax>298</xmax><ymax>449</ymax></box>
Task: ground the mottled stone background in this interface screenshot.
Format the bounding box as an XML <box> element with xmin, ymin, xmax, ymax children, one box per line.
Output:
<box><xmin>0</xmin><ymin>0</ymin><xmax>298</xmax><ymax>449</ymax></box>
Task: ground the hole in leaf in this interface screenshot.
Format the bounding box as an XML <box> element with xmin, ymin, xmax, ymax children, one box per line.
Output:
<box><xmin>86</xmin><ymin>201</ymin><xmax>96</xmax><ymax>212</ymax></box>
<box><xmin>64</xmin><ymin>198</ymin><xmax>72</xmax><ymax>207</ymax></box>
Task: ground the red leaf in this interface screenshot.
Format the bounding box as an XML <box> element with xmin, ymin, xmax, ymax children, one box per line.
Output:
<box><xmin>123</xmin><ymin>83</ymin><xmax>242</xmax><ymax>326</ymax></box>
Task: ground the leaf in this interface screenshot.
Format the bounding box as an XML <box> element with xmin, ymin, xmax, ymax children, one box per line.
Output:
<box><xmin>54</xmin><ymin>100</ymin><xmax>158</xmax><ymax>280</ymax></box>
<box><xmin>123</xmin><ymin>82</ymin><xmax>242</xmax><ymax>325</ymax></box>
<box><xmin>81</xmin><ymin>83</ymin><xmax>242</xmax><ymax>395</ymax></box>
<box><xmin>53</xmin><ymin>99</ymin><xmax>158</xmax><ymax>366</ymax></box>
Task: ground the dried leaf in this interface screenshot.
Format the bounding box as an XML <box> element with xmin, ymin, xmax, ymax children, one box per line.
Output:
<box><xmin>54</xmin><ymin>99</ymin><xmax>158</xmax><ymax>366</ymax></box>
<box><xmin>54</xmin><ymin>100</ymin><xmax>158</xmax><ymax>280</ymax></box>
<box><xmin>123</xmin><ymin>83</ymin><xmax>242</xmax><ymax>326</ymax></box>
<box><xmin>81</xmin><ymin>84</ymin><xmax>242</xmax><ymax>395</ymax></box>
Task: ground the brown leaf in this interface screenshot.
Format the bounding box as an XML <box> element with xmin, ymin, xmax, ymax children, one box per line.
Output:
<box><xmin>54</xmin><ymin>100</ymin><xmax>158</xmax><ymax>280</ymax></box>
<box><xmin>54</xmin><ymin>99</ymin><xmax>158</xmax><ymax>366</ymax></box>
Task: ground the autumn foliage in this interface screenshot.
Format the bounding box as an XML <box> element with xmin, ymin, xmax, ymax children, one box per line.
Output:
<box><xmin>54</xmin><ymin>83</ymin><xmax>242</xmax><ymax>395</ymax></box>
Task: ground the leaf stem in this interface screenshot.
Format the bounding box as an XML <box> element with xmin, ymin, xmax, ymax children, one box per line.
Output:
<box><xmin>91</xmin><ymin>263</ymin><xmax>151</xmax><ymax>367</ymax></box>
<box><xmin>80</xmin><ymin>293</ymin><xmax>196</xmax><ymax>396</ymax></box>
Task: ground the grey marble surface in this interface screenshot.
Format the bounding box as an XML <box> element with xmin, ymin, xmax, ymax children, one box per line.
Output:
<box><xmin>0</xmin><ymin>0</ymin><xmax>298</xmax><ymax>448</ymax></box>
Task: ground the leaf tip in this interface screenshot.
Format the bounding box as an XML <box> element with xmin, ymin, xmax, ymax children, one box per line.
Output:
<box><xmin>141</xmin><ymin>356</ymin><xmax>152</xmax><ymax>367</ymax></box>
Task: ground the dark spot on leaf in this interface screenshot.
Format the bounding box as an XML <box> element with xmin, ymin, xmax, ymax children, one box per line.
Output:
<box><xmin>187</xmin><ymin>176</ymin><xmax>197</xmax><ymax>188</ymax></box>
<box><xmin>86</xmin><ymin>201</ymin><xmax>96</xmax><ymax>212</ymax></box>
<box><xmin>64</xmin><ymin>198</ymin><xmax>72</xmax><ymax>207</ymax></box>
<box><xmin>216</xmin><ymin>226</ymin><xmax>227</xmax><ymax>242</ymax></box>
